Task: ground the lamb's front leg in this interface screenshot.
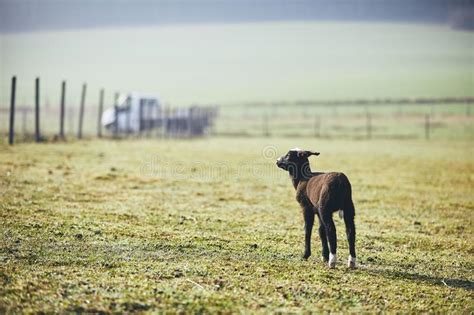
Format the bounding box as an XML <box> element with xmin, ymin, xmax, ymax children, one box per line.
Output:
<box><xmin>302</xmin><ymin>207</ymin><xmax>314</xmax><ymax>260</ymax></box>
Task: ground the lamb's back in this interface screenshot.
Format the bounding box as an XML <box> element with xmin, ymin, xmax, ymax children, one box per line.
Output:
<box><xmin>306</xmin><ymin>172</ymin><xmax>351</xmax><ymax>211</ymax></box>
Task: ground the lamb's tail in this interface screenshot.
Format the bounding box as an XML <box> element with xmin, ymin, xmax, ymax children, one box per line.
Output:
<box><xmin>343</xmin><ymin>198</ymin><xmax>355</xmax><ymax>218</ymax></box>
<box><xmin>339</xmin><ymin>175</ymin><xmax>354</xmax><ymax>219</ymax></box>
<box><xmin>338</xmin><ymin>200</ymin><xmax>355</xmax><ymax>220</ymax></box>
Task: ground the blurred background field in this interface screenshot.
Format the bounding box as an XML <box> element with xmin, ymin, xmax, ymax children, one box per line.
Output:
<box><xmin>1</xmin><ymin>20</ymin><xmax>473</xmax><ymax>142</ymax></box>
<box><xmin>1</xmin><ymin>22</ymin><xmax>473</xmax><ymax>106</ymax></box>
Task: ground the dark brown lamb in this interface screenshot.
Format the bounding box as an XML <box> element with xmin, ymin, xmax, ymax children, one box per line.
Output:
<box><xmin>276</xmin><ymin>148</ymin><xmax>356</xmax><ymax>269</ymax></box>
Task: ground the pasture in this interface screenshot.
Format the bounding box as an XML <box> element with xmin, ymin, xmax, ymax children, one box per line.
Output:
<box><xmin>1</xmin><ymin>137</ymin><xmax>472</xmax><ymax>312</ymax></box>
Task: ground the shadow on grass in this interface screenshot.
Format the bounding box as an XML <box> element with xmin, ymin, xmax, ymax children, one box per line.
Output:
<box><xmin>363</xmin><ymin>266</ymin><xmax>473</xmax><ymax>291</ymax></box>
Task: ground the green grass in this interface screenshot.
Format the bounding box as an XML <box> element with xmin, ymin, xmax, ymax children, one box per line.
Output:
<box><xmin>0</xmin><ymin>137</ymin><xmax>473</xmax><ymax>313</ymax></box>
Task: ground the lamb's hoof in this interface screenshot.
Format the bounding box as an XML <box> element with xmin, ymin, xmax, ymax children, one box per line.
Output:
<box><xmin>328</xmin><ymin>253</ymin><xmax>337</xmax><ymax>269</ymax></box>
<box><xmin>347</xmin><ymin>256</ymin><xmax>357</xmax><ymax>269</ymax></box>
<box><xmin>302</xmin><ymin>252</ymin><xmax>311</xmax><ymax>260</ymax></box>
<box><xmin>321</xmin><ymin>256</ymin><xmax>329</xmax><ymax>263</ymax></box>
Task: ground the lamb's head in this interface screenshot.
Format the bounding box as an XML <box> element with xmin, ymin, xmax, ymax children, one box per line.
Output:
<box><xmin>276</xmin><ymin>148</ymin><xmax>320</xmax><ymax>173</ymax></box>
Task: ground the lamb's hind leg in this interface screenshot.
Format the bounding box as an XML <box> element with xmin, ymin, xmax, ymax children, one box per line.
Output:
<box><xmin>321</xmin><ymin>210</ymin><xmax>337</xmax><ymax>268</ymax></box>
<box><xmin>316</xmin><ymin>213</ymin><xmax>329</xmax><ymax>262</ymax></box>
<box><xmin>344</xmin><ymin>201</ymin><xmax>357</xmax><ymax>269</ymax></box>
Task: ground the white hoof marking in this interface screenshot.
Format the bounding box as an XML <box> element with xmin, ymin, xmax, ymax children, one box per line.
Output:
<box><xmin>348</xmin><ymin>256</ymin><xmax>357</xmax><ymax>269</ymax></box>
<box><xmin>328</xmin><ymin>253</ymin><xmax>337</xmax><ymax>268</ymax></box>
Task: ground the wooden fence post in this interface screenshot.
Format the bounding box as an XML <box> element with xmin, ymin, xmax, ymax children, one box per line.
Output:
<box><xmin>156</xmin><ymin>106</ymin><xmax>162</xmax><ymax>138</ymax></box>
<box><xmin>21</xmin><ymin>109</ymin><xmax>27</xmax><ymax>137</ymax></box>
<box><xmin>314</xmin><ymin>115</ymin><xmax>321</xmax><ymax>137</ymax></box>
<box><xmin>164</xmin><ymin>106</ymin><xmax>170</xmax><ymax>138</ymax></box>
<box><xmin>8</xmin><ymin>76</ymin><xmax>16</xmax><ymax>145</ymax></box>
<box><xmin>114</xmin><ymin>92</ymin><xmax>119</xmax><ymax>138</ymax></box>
<box><xmin>68</xmin><ymin>108</ymin><xmax>75</xmax><ymax>135</ymax></box>
<box><xmin>263</xmin><ymin>114</ymin><xmax>269</xmax><ymax>137</ymax></box>
<box><xmin>208</xmin><ymin>107</ymin><xmax>215</xmax><ymax>136</ymax></box>
<box><xmin>171</xmin><ymin>107</ymin><xmax>177</xmax><ymax>138</ymax></box>
<box><xmin>35</xmin><ymin>77</ymin><xmax>41</xmax><ymax>142</ymax></box>
<box><xmin>425</xmin><ymin>114</ymin><xmax>430</xmax><ymax>140</ymax></box>
<box><xmin>138</xmin><ymin>99</ymin><xmax>144</xmax><ymax>136</ymax></box>
<box><xmin>126</xmin><ymin>97</ymin><xmax>131</xmax><ymax>136</ymax></box>
<box><xmin>59</xmin><ymin>80</ymin><xmax>66</xmax><ymax>139</ymax></box>
<box><xmin>366</xmin><ymin>110</ymin><xmax>372</xmax><ymax>140</ymax></box>
<box><xmin>187</xmin><ymin>107</ymin><xmax>193</xmax><ymax>138</ymax></box>
<box><xmin>78</xmin><ymin>83</ymin><xmax>86</xmax><ymax>139</ymax></box>
<box><xmin>147</xmin><ymin>102</ymin><xmax>153</xmax><ymax>138</ymax></box>
<box><xmin>97</xmin><ymin>89</ymin><xmax>104</xmax><ymax>138</ymax></box>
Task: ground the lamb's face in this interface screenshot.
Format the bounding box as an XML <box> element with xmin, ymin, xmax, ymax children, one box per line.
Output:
<box><xmin>276</xmin><ymin>150</ymin><xmax>294</xmax><ymax>171</ymax></box>
<box><xmin>276</xmin><ymin>148</ymin><xmax>312</xmax><ymax>171</ymax></box>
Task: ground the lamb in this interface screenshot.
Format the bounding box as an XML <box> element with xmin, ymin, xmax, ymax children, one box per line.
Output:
<box><xmin>276</xmin><ymin>148</ymin><xmax>356</xmax><ymax>269</ymax></box>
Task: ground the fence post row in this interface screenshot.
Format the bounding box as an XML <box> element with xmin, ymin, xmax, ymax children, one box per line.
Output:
<box><xmin>9</xmin><ymin>83</ymin><xmax>474</xmax><ymax>142</ymax></box>
<box><xmin>78</xmin><ymin>83</ymin><xmax>87</xmax><ymax>139</ymax></box>
<box><xmin>35</xmin><ymin>77</ymin><xmax>41</xmax><ymax>142</ymax></box>
<box><xmin>59</xmin><ymin>80</ymin><xmax>66</xmax><ymax>139</ymax></box>
<box><xmin>97</xmin><ymin>89</ymin><xmax>104</xmax><ymax>138</ymax></box>
<box><xmin>8</xmin><ymin>76</ymin><xmax>16</xmax><ymax>145</ymax></box>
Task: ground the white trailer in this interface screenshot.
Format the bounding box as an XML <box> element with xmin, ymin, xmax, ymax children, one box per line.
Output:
<box><xmin>101</xmin><ymin>92</ymin><xmax>161</xmax><ymax>133</ymax></box>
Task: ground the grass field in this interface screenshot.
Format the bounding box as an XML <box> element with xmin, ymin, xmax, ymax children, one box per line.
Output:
<box><xmin>0</xmin><ymin>137</ymin><xmax>473</xmax><ymax>312</ymax></box>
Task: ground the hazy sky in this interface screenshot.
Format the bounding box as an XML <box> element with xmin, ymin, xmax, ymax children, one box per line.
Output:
<box><xmin>0</xmin><ymin>0</ymin><xmax>468</xmax><ymax>33</ymax></box>
<box><xmin>2</xmin><ymin>21</ymin><xmax>472</xmax><ymax>107</ymax></box>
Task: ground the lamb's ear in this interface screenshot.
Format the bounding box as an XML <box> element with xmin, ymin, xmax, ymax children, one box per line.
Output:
<box><xmin>307</xmin><ymin>151</ymin><xmax>320</xmax><ymax>156</ymax></box>
<box><xmin>296</xmin><ymin>150</ymin><xmax>320</xmax><ymax>157</ymax></box>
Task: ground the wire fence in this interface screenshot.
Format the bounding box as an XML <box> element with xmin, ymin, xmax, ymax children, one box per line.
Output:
<box><xmin>1</xmin><ymin>76</ymin><xmax>473</xmax><ymax>144</ymax></box>
<box><xmin>214</xmin><ymin>102</ymin><xmax>474</xmax><ymax>140</ymax></box>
